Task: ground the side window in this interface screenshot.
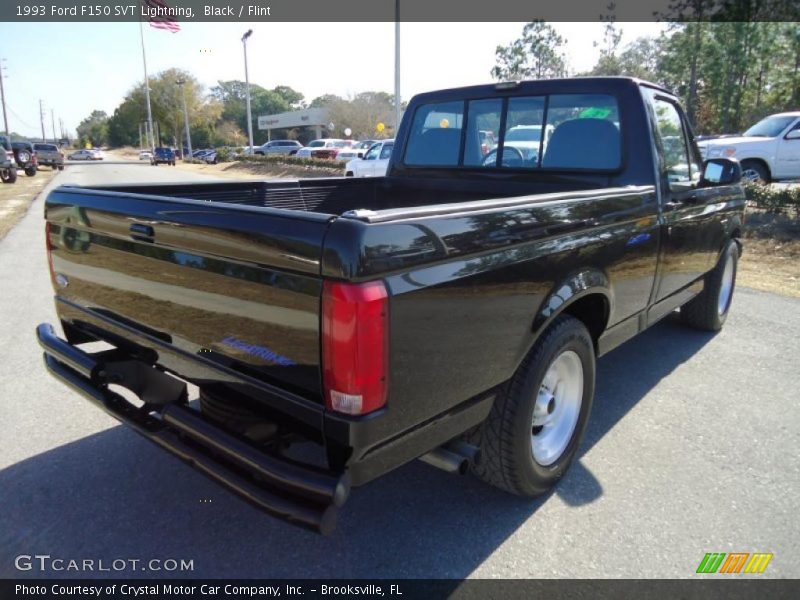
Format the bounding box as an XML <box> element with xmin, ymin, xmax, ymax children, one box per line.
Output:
<box><xmin>379</xmin><ymin>143</ymin><xmax>394</xmax><ymax>160</ymax></box>
<box><xmin>651</xmin><ymin>96</ymin><xmax>698</xmax><ymax>187</ymax></box>
<box><xmin>501</xmin><ymin>97</ymin><xmax>546</xmax><ymax>169</ymax></box>
<box><xmin>404</xmin><ymin>101</ymin><xmax>464</xmax><ymax>166</ymax></box>
<box><xmin>463</xmin><ymin>98</ymin><xmax>502</xmax><ymax>167</ymax></box>
<box><xmin>364</xmin><ymin>144</ymin><xmax>380</xmax><ymax>160</ymax></box>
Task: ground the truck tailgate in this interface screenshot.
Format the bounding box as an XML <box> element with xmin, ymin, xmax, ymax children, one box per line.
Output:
<box><xmin>45</xmin><ymin>186</ymin><xmax>333</xmax><ymax>401</ymax></box>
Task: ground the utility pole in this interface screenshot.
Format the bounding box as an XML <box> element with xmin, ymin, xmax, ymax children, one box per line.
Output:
<box><xmin>176</xmin><ymin>78</ymin><xmax>192</xmax><ymax>160</ymax></box>
<box><xmin>139</xmin><ymin>22</ymin><xmax>155</xmax><ymax>152</ymax></box>
<box><xmin>39</xmin><ymin>99</ymin><xmax>46</xmax><ymax>142</ymax></box>
<box><xmin>51</xmin><ymin>109</ymin><xmax>56</xmax><ymax>144</ymax></box>
<box><xmin>241</xmin><ymin>29</ymin><xmax>254</xmax><ymax>152</ymax></box>
<box><xmin>0</xmin><ymin>58</ymin><xmax>9</xmax><ymax>139</ymax></box>
<box><xmin>394</xmin><ymin>0</ymin><xmax>401</xmax><ymax>133</ymax></box>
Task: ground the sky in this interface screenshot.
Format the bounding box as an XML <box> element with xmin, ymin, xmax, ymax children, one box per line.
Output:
<box><xmin>0</xmin><ymin>21</ymin><xmax>666</xmax><ymax>139</ymax></box>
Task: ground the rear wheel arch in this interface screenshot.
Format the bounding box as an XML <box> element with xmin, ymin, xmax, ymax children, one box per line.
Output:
<box><xmin>530</xmin><ymin>270</ymin><xmax>612</xmax><ymax>355</ymax></box>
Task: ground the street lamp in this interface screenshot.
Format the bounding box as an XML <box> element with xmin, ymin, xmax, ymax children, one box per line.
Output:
<box><xmin>241</xmin><ymin>29</ymin><xmax>254</xmax><ymax>152</ymax></box>
<box><xmin>176</xmin><ymin>78</ymin><xmax>192</xmax><ymax>161</ymax></box>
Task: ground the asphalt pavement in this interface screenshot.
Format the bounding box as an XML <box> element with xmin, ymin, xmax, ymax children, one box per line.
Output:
<box><xmin>0</xmin><ymin>160</ymin><xmax>798</xmax><ymax>579</ymax></box>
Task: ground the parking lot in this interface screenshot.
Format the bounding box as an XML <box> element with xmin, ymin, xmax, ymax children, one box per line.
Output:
<box><xmin>0</xmin><ymin>161</ymin><xmax>798</xmax><ymax>579</ymax></box>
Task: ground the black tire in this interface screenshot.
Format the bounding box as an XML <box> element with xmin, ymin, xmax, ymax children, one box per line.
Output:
<box><xmin>24</xmin><ymin>166</ymin><xmax>37</xmax><ymax>177</ymax></box>
<box><xmin>469</xmin><ymin>315</ymin><xmax>596</xmax><ymax>496</ymax></box>
<box><xmin>680</xmin><ymin>239</ymin><xmax>739</xmax><ymax>331</ymax></box>
<box><xmin>740</xmin><ymin>160</ymin><xmax>769</xmax><ymax>184</ymax></box>
<box><xmin>345</xmin><ymin>172</ymin><xmax>354</xmax><ymax>177</ymax></box>
<box><xmin>58</xmin><ymin>165</ymin><xmax>64</xmax><ymax>171</ymax></box>
<box><xmin>1</xmin><ymin>168</ymin><xmax>17</xmax><ymax>183</ymax></box>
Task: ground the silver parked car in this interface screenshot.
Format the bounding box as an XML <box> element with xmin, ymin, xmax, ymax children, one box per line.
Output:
<box><xmin>254</xmin><ymin>140</ymin><xmax>302</xmax><ymax>155</ymax></box>
<box><xmin>68</xmin><ymin>149</ymin><xmax>97</xmax><ymax>161</ymax></box>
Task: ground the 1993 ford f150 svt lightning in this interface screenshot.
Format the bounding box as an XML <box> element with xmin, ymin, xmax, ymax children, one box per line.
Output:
<box><xmin>37</xmin><ymin>78</ymin><xmax>745</xmax><ymax>534</ymax></box>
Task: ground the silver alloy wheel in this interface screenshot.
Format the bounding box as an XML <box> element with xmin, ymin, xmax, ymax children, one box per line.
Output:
<box><xmin>741</xmin><ymin>168</ymin><xmax>762</xmax><ymax>183</ymax></box>
<box><xmin>531</xmin><ymin>350</ymin><xmax>584</xmax><ymax>466</ymax></box>
<box><xmin>718</xmin><ymin>253</ymin><xmax>735</xmax><ymax>316</ymax></box>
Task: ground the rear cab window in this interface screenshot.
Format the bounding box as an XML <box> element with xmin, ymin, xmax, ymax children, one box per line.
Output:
<box><xmin>403</xmin><ymin>93</ymin><xmax>621</xmax><ymax>171</ymax></box>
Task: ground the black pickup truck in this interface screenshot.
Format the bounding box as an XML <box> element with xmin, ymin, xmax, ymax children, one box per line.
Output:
<box><xmin>38</xmin><ymin>78</ymin><xmax>744</xmax><ymax>534</ymax></box>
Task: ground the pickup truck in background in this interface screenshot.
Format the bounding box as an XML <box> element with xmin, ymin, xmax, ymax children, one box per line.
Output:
<box><xmin>38</xmin><ymin>78</ymin><xmax>745</xmax><ymax>534</ymax></box>
<box><xmin>344</xmin><ymin>139</ymin><xmax>394</xmax><ymax>177</ymax></box>
<box><xmin>698</xmin><ymin>111</ymin><xmax>800</xmax><ymax>183</ymax></box>
<box><xmin>33</xmin><ymin>143</ymin><xmax>65</xmax><ymax>171</ymax></box>
<box><xmin>151</xmin><ymin>147</ymin><xmax>176</xmax><ymax>166</ymax></box>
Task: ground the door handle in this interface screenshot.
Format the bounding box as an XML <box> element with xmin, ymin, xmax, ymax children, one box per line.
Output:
<box><xmin>130</xmin><ymin>223</ymin><xmax>155</xmax><ymax>242</ymax></box>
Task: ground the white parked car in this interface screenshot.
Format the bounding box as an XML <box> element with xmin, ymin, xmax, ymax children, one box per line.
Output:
<box><xmin>699</xmin><ymin>112</ymin><xmax>800</xmax><ymax>183</ymax></box>
<box><xmin>345</xmin><ymin>139</ymin><xmax>394</xmax><ymax>177</ymax></box>
<box><xmin>295</xmin><ymin>139</ymin><xmax>344</xmax><ymax>159</ymax></box>
<box><xmin>139</xmin><ymin>150</ymin><xmax>153</xmax><ymax>161</ymax></box>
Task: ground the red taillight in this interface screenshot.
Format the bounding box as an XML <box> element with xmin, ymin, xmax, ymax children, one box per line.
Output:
<box><xmin>322</xmin><ymin>280</ymin><xmax>389</xmax><ymax>415</ymax></box>
<box><xmin>45</xmin><ymin>221</ymin><xmax>56</xmax><ymax>285</ymax></box>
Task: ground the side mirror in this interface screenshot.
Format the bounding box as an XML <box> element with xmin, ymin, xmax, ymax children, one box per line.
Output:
<box><xmin>700</xmin><ymin>158</ymin><xmax>741</xmax><ymax>186</ymax></box>
<box><xmin>785</xmin><ymin>129</ymin><xmax>800</xmax><ymax>140</ymax></box>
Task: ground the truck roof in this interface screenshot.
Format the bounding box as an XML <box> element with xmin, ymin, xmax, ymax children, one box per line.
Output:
<box><xmin>409</xmin><ymin>76</ymin><xmax>675</xmax><ymax>103</ymax></box>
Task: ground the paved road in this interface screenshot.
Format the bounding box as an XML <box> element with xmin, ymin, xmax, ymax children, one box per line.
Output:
<box><xmin>0</xmin><ymin>161</ymin><xmax>798</xmax><ymax>579</ymax></box>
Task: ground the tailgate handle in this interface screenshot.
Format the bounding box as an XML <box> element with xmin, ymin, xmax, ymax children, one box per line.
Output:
<box><xmin>130</xmin><ymin>223</ymin><xmax>155</xmax><ymax>241</ymax></box>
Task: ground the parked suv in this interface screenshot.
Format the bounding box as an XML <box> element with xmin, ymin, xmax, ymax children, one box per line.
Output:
<box><xmin>0</xmin><ymin>137</ymin><xmax>38</xmax><ymax>176</ymax></box>
<box><xmin>0</xmin><ymin>137</ymin><xmax>17</xmax><ymax>183</ymax></box>
<box><xmin>254</xmin><ymin>140</ymin><xmax>302</xmax><ymax>155</ymax></box>
<box><xmin>33</xmin><ymin>143</ymin><xmax>65</xmax><ymax>170</ymax></box>
<box><xmin>151</xmin><ymin>147</ymin><xmax>176</xmax><ymax>166</ymax></box>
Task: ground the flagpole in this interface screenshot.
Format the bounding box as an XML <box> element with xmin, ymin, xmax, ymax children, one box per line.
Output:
<box><xmin>139</xmin><ymin>20</ymin><xmax>156</xmax><ymax>152</ymax></box>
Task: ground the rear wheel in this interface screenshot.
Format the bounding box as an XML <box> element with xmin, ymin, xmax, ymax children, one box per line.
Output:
<box><xmin>681</xmin><ymin>239</ymin><xmax>739</xmax><ymax>331</ymax></box>
<box><xmin>470</xmin><ymin>315</ymin><xmax>595</xmax><ymax>496</ymax></box>
<box><xmin>24</xmin><ymin>166</ymin><xmax>36</xmax><ymax>177</ymax></box>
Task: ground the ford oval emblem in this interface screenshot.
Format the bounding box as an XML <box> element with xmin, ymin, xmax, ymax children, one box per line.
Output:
<box><xmin>55</xmin><ymin>273</ymin><xmax>69</xmax><ymax>288</ymax></box>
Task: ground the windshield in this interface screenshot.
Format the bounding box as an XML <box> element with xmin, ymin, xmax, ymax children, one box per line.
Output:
<box><xmin>743</xmin><ymin>115</ymin><xmax>797</xmax><ymax>137</ymax></box>
<box><xmin>505</xmin><ymin>127</ymin><xmax>542</xmax><ymax>142</ymax></box>
<box><xmin>308</xmin><ymin>141</ymin><xmax>325</xmax><ymax>148</ymax></box>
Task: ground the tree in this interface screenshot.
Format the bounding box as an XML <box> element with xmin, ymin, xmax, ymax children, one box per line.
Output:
<box><xmin>588</xmin><ymin>4</ymin><xmax>624</xmax><ymax>76</ymax></box>
<box><xmin>491</xmin><ymin>21</ymin><xmax>568</xmax><ymax>81</ymax></box>
<box><xmin>323</xmin><ymin>92</ymin><xmax>398</xmax><ymax>139</ymax></box>
<box><xmin>210</xmin><ymin>80</ymin><xmax>292</xmax><ymax>144</ymax></box>
<box><xmin>309</xmin><ymin>94</ymin><xmax>344</xmax><ymax>109</ymax></box>
<box><xmin>272</xmin><ymin>85</ymin><xmax>305</xmax><ymax>108</ymax></box>
<box><xmin>76</xmin><ymin>110</ymin><xmax>109</xmax><ymax>146</ymax></box>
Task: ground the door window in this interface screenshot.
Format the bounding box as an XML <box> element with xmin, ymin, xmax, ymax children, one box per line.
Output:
<box><xmin>379</xmin><ymin>143</ymin><xmax>394</xmax><ymax>160</ymax></box>
<box><xmin>649</xmin><ymin>95</ymin><xmax>700</xmax><ymax>188</ymax></box>
<box><xmin>364</xmin><ymin>144</ymin><xmax>381</xmax><ymax>160</ymax></box>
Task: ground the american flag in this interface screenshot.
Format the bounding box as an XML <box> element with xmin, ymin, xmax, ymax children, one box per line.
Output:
<box><xmin>142</xmin><ymin>0</ymin><xmax>181</xmax><ymax>33</ymax></box>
